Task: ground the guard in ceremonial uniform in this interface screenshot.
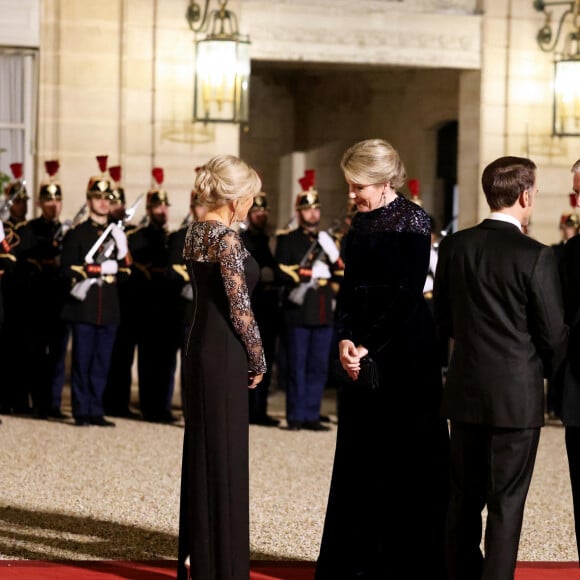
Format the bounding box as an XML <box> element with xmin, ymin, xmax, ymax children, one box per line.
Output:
<box><xmin>275</xmin><ymin>170</ymin><xmax>344</xmax><ymax>431</ymax></box>
<box><xmin>128</xmin><ymin>167</ymin><xmax>177</xmax><ymax>423</ymax></box>
<box><xmin>166</xmin><ymin>187</ymin><xmax>207</xmax><ymax>411</ymax></box>
<box><xmin>241</xmin><ymin>191</ymin><xmax>282</xmax><ymax>426</ymax></box>
<box><xmin>0</xmin><ymin>218</ymin><xmax>16</xmax><ymax>423</ymax></box>
<box><xmin>16</xmin><ymin>161</ymin><xmax>71</xmax><ymax>418</ymax></box>
<box><xmin>60</xmin><ymin>156</ymin><xmax>131</xmax><ymax>427</ymax></box>
<box><xmin>2</xmin><ymin>162</ymin><xmax>29</xmax><ymax>228</ymax></box>
<box><xmin>103</xmin><ymin>165</ymin><xmax>141</xmax><ymax>418</ymax></box>
<box><xmin>0</xmin><ymin>163</ymin><xmax>31</xmax><ymax>415</ymax></box>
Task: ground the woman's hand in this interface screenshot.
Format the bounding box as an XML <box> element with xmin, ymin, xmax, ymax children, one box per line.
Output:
<box><xmin>248</xmin><ymin>372</ymin><xmax>264</xmax><ymax>389</ymax></box>
<box><xmin>339</xmin><ymin>340</ymin><xmax>368</xmax><ymax>380</ymax></box>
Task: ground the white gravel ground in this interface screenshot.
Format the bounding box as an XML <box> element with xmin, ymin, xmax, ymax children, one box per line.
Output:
<box><xmin>0</xmin><ymin>389</ymin><xmax>577</xmax><ymax>563</ymax></box>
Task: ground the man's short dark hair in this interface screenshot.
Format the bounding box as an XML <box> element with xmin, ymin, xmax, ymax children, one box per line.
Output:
<box><xmin>481</xmin><ymin>156</ymin><xmax>537</xmax><ymax>211</ymax></box>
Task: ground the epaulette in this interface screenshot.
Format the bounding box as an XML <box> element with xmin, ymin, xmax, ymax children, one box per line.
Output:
<box><xmin>126</xmin><ymin>226</ymin><xmax>141</xmax><ymax>238</ymax></box>
<box><xmin>275</xmin><ymin>227</ymin><xmax>292</xmax><ymax>236</ymax></box>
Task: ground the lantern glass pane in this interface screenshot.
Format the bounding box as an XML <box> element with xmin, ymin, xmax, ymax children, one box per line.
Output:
<box><xmin>194</xmin><ymin>37</ymin><xmax>251</xmax><ymax>124</ymax></box>
<box><xmin>553</xmin><ymin>59</ymin><xmax>580</xmax><ymax>136</ymax></box>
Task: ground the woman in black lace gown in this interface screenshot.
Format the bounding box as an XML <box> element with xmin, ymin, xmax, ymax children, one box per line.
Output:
<box><xmin>315</xmin><ymin>139</ymin><xmax>450</xmax><ymax>580</ymax></box>
<box><xmin>177</xmin><ymin>155</ymin><xmax>266</xmax><ymax>580</ymax></box>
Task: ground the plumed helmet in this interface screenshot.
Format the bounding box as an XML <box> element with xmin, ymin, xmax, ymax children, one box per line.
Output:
<box><xmin>560</xmin><ymin>212</ymin><xmax>579</xmax><ymax>229</ymax></box>
<box><xmin>5</xmin><ymin>162</ymin><xmax>29</xmax><ymax>200</ymax></box>
<box><xmin>251</xmin><ymin>192</ymin><xmax>268</xmax><ymax>211</ymax></box>
<box><xmin>147</xmin><ymin>167</ymin><xmax>170</xmax><ymax>207</ymax></box>
<box><xmin>87</xmin><ymin>155</ymin><xmax>113</xmax><ymax>199</ymax></box>
<box><xmin>295</xmin><ymin>169</ymin><xmax>320</xmax><ymax>210</ymax></box>
<box><xmin>108</xmin><ymin>165</ymin><xmax>126</xmax><ymax>205</ymax></box>
<box><xmin>408</xmin><ymin>178</ymin><xmax>422</xmax><ymax>207</ymax></box>
<box><xmin>39</xmin><ymin>160</ymin><xmax>63</xmax><ymax>201</ymax></box>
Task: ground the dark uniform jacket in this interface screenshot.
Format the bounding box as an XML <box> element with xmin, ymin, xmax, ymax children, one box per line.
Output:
<box><xmin>167</xmin><ymin>225</ymin><xmax>193</xmax><ymax>325</ymax></box>
<box><xmin>275</xmin><ymin>227</ymin><xmax>343</xmax><ymax>327</ymax></box>
<box><xmin>127</xmin><ymin>222</ymin><xmax>171</xmax><ymax>323</ymax></box>
<box><xmin>558</xmin><ymin>233</ymin><xmax>580</xmax><ymax>425</ymax></box>
<box><xmin>0</xmin><ymin>224</ymin><xmax>17</xmax><ymax>324</ymax></box>
<box><xmin>240</xmin><ymin>227</ymin><xmax>282</xmax><ymax>324</ymax></box>
<box><xmin>16</xmin><ymin>217</ymin><xmax>68</xmax><ymax>320</ymax></box>
<box><xmin>60</xmin><ymin>219</ymin><xmax>131</xmax><ymax>325</ymax></box>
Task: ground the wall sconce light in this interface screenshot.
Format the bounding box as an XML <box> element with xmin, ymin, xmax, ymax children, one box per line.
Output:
<box><xmin>534</xmin><ymin>0</ymin><xmax>580</xmax><ymax>136</ymax></box>
<box><xmin>186</xmin><ymin>0</ymin><xmax>250</xmax><ymax>126</ymax></box>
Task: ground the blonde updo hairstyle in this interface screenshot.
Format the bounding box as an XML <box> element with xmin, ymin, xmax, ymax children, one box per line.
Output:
<box><xmin>341</xmin><ymin>139</ymin><xmax>407</xmax><ymax>190</ymax></box>
<box><xmin>194</xmin><ymin>154</ymin><xmax>261</xmax><ymax>211</ymax></box>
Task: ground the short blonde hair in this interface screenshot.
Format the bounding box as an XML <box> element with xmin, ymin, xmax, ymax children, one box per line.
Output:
<box><xmin>194</xmin><ymin>154</ymin><xmax>261</xmax><ymax>210</ymax></box>
<box><xmin>341</xmin><ymin>139</ymin><xmax>407</xmax><ymax>190</ymax></box>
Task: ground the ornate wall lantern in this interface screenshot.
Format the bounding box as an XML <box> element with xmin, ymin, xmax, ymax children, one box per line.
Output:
<box><xmin>186</xmin><ymin>0</ymin><xmax>251</xmax><ymax>125</ymax></box>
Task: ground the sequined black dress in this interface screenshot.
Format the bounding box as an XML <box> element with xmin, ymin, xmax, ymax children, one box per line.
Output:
<box><xmin>177</xmin><ymin>221</ymin><xmax>266</xmax><ymax>580</ymax></box>
<box><xmin>315</xmin><ymin>196</ymin><xmax>450</xmax><ymax>580</ymax></box>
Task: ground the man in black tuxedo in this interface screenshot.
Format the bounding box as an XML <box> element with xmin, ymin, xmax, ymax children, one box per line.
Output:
<box><xmin>434</xmin><ymin>156</ymin><xmax>567</xmax><ymax>580</ymax></box>
<box><xmin>558</xmin><ymin>158</ymin><xmax>580</xmax><ymax>562</ymax></box>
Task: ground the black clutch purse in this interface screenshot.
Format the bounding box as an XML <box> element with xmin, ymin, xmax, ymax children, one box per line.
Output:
<box><xmin>331</xmin><ymin>356</ymin><xmax>380</xmax><ymax>390</ymax></box>
<box><xmin>357</xmin><ymin>356</ymin><xmax>380</xmax><ymax>389</ymax></box>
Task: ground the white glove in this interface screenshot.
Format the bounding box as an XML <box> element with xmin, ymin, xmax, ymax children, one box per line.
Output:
<box><xmin>109</xmin><ymin>223</ymin><xmax>128</xmax><ymax>259</ymax></box>
<box><xmin>0</xmin><ymin>221</ymin><xmax>5</xmax><ymax>243</ymax></box>
<box><xmin>100</xmin><ymin>260</ymin><xmax>119</xmax><ymax>275</ymax></box>
<box><xmin>318</xmin><ymin>230</ymin><xmax>340</xmax><ymax>263</ymax></box>
<box><xmin>311</xmin><ymin>259</ymin><xmax>331</xmax><ymax>280</ymax></box>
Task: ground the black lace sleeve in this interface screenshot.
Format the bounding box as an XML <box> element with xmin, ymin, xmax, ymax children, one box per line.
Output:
<box><xmin>218</xmin><ymin>229</ymin><xmax>267</xmax><ymax>375</ymax></box>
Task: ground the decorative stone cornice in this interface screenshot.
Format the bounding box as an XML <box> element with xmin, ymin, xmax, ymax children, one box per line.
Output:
<box><xmin>241</xmin><ymin>0</ymin><xmax>481</xmax><ymax>69</ymax></box>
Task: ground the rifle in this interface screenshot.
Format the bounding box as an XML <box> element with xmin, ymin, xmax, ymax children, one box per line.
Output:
<box><xmin>0</xmin><ymin>181</ymin><xmax>26</xmax><ymax>222</ymax></box>
<box><xmin>70</xmin><ymin>194</ymin><xmax>144</xmax><ymax>301</ymax></box>
<box><xmin>287</xmin><ymin>237</ymin><xmax>324</xmax><ymax>306</ymax></box>
<box><xmin>53</xmin><ymin>204</ymin><xmax>88</xmax><ymax>246</ymax></box>
<box><xmin>121</xmin><ymin>192</ymin><xmax>144</xmax><ymax>227</ymax></box>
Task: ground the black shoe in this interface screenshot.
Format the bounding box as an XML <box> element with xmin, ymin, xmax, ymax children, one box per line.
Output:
<box><xmin>319</xmin><ymin>414</ymin><xmax>331</xmax><ymax>423</ymax></box>
<box><xmin>32</xmin><ymin>409</ymin><xmax>49</xmax><ymax>420</ymax></box>
<box><xmin>106</xmin><ymin>408</ymin><xmax>141</xmax><ymax>419</ymax></box>
<box><xmin>90</xmin><ymin>416</ymin><xmax>116</xmax><ymax>427</ymax></box>
<box><xmin>286</xmin><ymin>421</ymin><xmax>302</xmax><ymax>431</ymax></box>
<box><xmin>250</xmin><ymin>415</ymin><xmax>280</xmax><ymax>427</ymax></box>
<box><xmin>48</xmin><ymin>408</ymin><xmax>69</xmax><ymax>419</ymax></box>
<box><xmin>74</xmin><ymin>416</ymin><xmax>90</xmax><ymax>427</ymax></box>
<box><xmin>302</xmin><ymin>421</ymin><xmax>331</xmax><ymax>432</ymax></box>
<box><xmin>158</xmin><ymin>411</ymin><xmax>179</xmax><ymax>424</ymax></box>
<box><xmin>13</xmin><ymin>406</ymin><xmax>33</xmax><ymax>416</ymax></box>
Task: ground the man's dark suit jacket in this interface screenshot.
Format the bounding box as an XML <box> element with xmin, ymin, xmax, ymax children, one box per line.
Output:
<box><xmin>559</xmin><ymin>233</ymin><xmax>580</xmax><ymax>426</ymax></box>
<box><xmin>434</xmin><ymin>218</ymin><xmax>567</xmax><ymax>428</ymax></box>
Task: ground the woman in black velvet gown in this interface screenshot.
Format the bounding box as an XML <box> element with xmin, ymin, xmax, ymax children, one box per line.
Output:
<box><xmin>177</xmin><ymin>155</ymin><xmax>266</xmax><ymax>580</ymax></box>
<box><xmin>315</xmin><ymin>139</ymin><xmax>450</xmax><ymax>580</ymax></box>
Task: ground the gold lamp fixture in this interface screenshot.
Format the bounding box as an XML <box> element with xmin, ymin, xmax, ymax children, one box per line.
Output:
<box><xmin>534</xmin><ymin>0</ymin><xmax>580</xmax><ymax>136</ymax></box>
<box><xmin>186</xmin><ymin>0</ymin><xmax>251</xmax><ymax>126</ymax></box>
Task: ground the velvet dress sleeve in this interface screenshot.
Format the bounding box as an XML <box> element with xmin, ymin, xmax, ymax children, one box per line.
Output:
<box><xmin>335</xmin><ymin>199</ymin><xmax>432</xmax><ymax>356</ymax></box>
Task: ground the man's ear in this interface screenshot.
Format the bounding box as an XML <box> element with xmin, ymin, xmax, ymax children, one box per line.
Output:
<box><xmin>520</xmin><ymin>190</ymin><xmax>530</xmax><ymax>208</ymax></box>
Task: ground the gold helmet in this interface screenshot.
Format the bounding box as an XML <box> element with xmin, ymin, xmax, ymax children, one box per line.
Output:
<box><xmin>295</xmin><ymin>169</ymin><xmax>320</xmax><ymax>210</ymax></box>
<box><xmin>87</xmin><ymin>155</ymin><xmax>113</xmax><ymax>200</ymax></box>
<box><xmin>109</xmin><ymin>165</ymin><xmax>126</xmax><ymax>205</ymax></box>
<box><xmin>147</xmin><ymin>167</ymin><xmax>170</xmax><ymax>208</ymax></box>
<box><xmin>251</xmin><ymin>192</ymin><xmax>268</xmax><ymax>211</ymax></box>
<box><xmin>39</xmin><ymin>160</ymin><xmax>63</xmax><ymax>201</ymax></box>
<box><xmin>5</xmin><ymin>162</ymin><xmax>28</xmax><ymax>200</ymax></box>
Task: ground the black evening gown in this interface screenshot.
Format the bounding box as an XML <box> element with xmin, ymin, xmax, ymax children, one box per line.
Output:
<box><xmin>315</xmin><ymin>196</ymin><xmax>450</xmax><ymax>580</ymax></box>
<box><xmin>177</xmin><ymin>221</ymin><xmax>266</xmax><ymax>580</ymax></box>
